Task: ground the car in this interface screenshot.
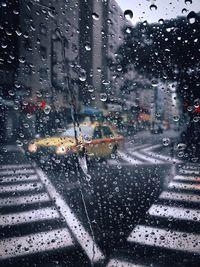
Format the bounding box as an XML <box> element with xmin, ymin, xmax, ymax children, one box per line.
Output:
<box><xmin>27</xmin><ymin>122</ymin><xmax>124</xmax><ymax>168</ymax></box>
<box><xmin>150</xmin><ymin>124</ymin><xmax>163</xmax><ymax>134</ymax></box>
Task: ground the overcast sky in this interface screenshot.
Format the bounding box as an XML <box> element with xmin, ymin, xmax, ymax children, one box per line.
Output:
<box><xmin>116</xmin><ymin>0</ymin><xmax>200</xmax><ymax>25</ymax></box>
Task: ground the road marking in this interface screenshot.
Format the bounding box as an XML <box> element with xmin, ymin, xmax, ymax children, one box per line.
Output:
<box><xmin>107</xmin><ymin>259</ymin><xmax>145</xmax><ymax>267</ymax></box>
<box><xmin>35</xmin><ymin>168</ymin><xmax>105</xmax><ymax>263</ymax></box>
<box><xmin>118</xmin><ymin>151</ymin><xmax>142</xmax><ymax>164</ymax></box>
<box><xmin>159</xmin><ymin>191</ymin><xmax>200</xmax><ymax>203</ymax></box>
<box><xmin>0</xmin><ymin>228</ymin><xmax>74</xmax><ymax>260</ymax></box>
<box><xmin>129</xmin><ymin>151</ymin><xmax>164</xmax><ymax>164</ymax></box>
<box><xmin>0</xmin><ymin>169</ymin><xmax>35</xmax><ymax>176</ymax></box>
<box><xmin>128</xmin><ymin>225</ymin><xmax>200</xmax><ymax>254</ymax></box>
<box><xmin>0</xmin><ymin>193</ymin><xmax>50</xmax><ymax>207</ymax></box>
<box><xmin>148</xmin><ymin>204</ymin><xmax>200</xmax><ymax>222</ymax></box>
<box><xmin>168</xmin><ymin>181</ymin><xmax>200</xmax><ymax>191</ymax></box>
<box><xmin>174</xmin><ymin>175</ymin><xmax>200</xmax><ymax>182</ymax></box>
<box><xmin>0</xmin><ymin>164</ymin><xmax>32</xmax><ymax>170</ymax></box>
<box><xmin>127</xmin><ymin>143</ymin><xmax>150</xmax><ymax>151</ymax></box>
<box><xmin>0</xmin><ymin>174</ymin><xmax>38</xmax><ymax>183</ymax></box>
<box><xmin>0</xmin><ymin>182</ymin><xmax>43</xmax><ymax>193</ymax></box>
<box><xmin>0</xmin><ymin>207</ymin><xmax>60</xmax><ymax>226</ymax></box>
<box><xmin>179</xmin><ymin>169</ymin><xmax>200</xmax><ymax>175</ymax></box>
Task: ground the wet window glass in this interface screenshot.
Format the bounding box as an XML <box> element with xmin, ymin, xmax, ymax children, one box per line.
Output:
<box><xmin>1</xmin><ymin>0</ymin><xmax>200</xmax><ymax>267</ymax></box>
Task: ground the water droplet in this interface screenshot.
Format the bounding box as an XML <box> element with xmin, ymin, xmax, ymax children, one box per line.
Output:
<box><xmin>151</xmin><ymin>80</ymin><xmax>158</xmax><ymax>87</ymax></box>
<box><xmin>1</xmin><ymin>2</ymin><xmax>7</xmax><ymax>7</ymax></box>
<box><xmin>79</xmin><ymin>70</ymin><xmax>86</xmax><ymax>81</ymax></box>
<box><xmin>19</xmin><ymin>57</ymin><xmax>25</xmax><ymax>63</ymax></box>
<box><xmin>158</xmin><ymin>19</ymin><xmax>164</xmax><ymax>24</ymax></box>
<box><xmin>1</xmin><ymin>43</ymin><xmax>7</xmax><ymax>49</ymax></box>
<box><xmin>124</xmin><ymin>9</ymin><xmax>133</xmax><ymax>20</ymax></box>
<box><xmin>150</xmin><ymin>4</ymin><xmax>157</xmax><ymax>11</ymax></box>
<box><xmin>48</xmin><ymin>10</ymin><xmax>55</xmax><ymax>18</ymax></box>
<box><xmin>173</xmin><ymin>115</ymin><xmax>180</xmax><ymax>122</ymax></box>
<box><xmin>85</xmin><ymin>43</ymin><xmax>91</xmax><ymax>51</ymax></box>
<box><xmin>91</xmin><ymin>94</ymin><xmax>95</xmax><ymax>100</ymax></box>
<box><xmin>125</xmin><ymin>27</ymin><xmax>131</xmax><ymax>34</ymax></box>
<box><xmin>162</xmin><ymin>138</ymin><xmax>170</xmax><ymax>146</ymax></box>
<box><xmin>177</xmin><ymin>143</ymin><xmax>186</xmax><ymax>150</ymax></box>
<box><xmin>193</xmin><ymin>116</ymin><xmax>199</xmax><ymax>122</ymax></box>
<box><xmin>187</xmin><ymin>11</ymin><xmax>196</xmax><ymax>24</ymax></box>
<box><xmin>88</xmin><ymin>85</ymin><xmax>94</xmax><ymax>92</ymax></box>
<box><xmin>185</xmin><ymin>0</ymin><xmax>192</xmax><ymax>4</ymax></box>
<box><xmin>182</xmin><ymin>8</ymin><xmax>188</xmax><ymax>14</ymax></box>
<box><xmin>36</xmin><ymin>91</ymin><xmax>42</xmax><ymax>98</ymax></box>
<box><xmin>16</xmin><ymin>140</ymin><xmax>23</xmax><ymax>147</ymax></box>
<box><xmin>15</xmin><ymin>28</ymin><xmax>22</xmax><ymax>36</ymax></box>
<box><xmin>102</xmin><ymin>80</ymin><xmax>110</xmax><ymax>85</ymax></box>
<box><xmin>100</xmin><ymin>93</ymin><xmax>107</xmax><ymax>102</ymax></box>
<box><xmin>92</xmin><ymin>12</ymin><xmax>99</xmax><ymax>20</ymax></box>
<box><xmin>117</xmin><ymin>65</ymin><xmax>122</xmax><ymax>72</ymax></box>
<box><xmin>187</xmin><ymin>106</ymin><xmax>192</xmax><ymax>112</ymax></box>
<box><xmin>44</xmin><ymin>105</ymin><xmax>51</xmax><ymax>114</ymax></box>
<box><xmin>13</xmin><ymin>9</ymin><xmax>19</xmax><ymax>15</ymax></box>
<box><xmin>8</xmin><ymin>90</ymin><xmax>15</xmax><ymax>96</ymax></box>
<box><xmin>183</xmin><ymin>84</ymin><xmax>188</xmax><ymax>90</ymax></box>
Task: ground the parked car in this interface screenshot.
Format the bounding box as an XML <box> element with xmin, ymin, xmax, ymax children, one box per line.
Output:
<box><xmin>27</xmin><ymin>122</ymin><xmax>124</xmax><ymax>167</ymax></box>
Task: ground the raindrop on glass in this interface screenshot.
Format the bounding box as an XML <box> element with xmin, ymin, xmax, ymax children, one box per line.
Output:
<box><xmin>185</xmin><ymin>0</ymin><xmax>192</xmax><ymax>4</ymax></box>
<box><xmin>125</xmin><ymin>27</ymin><xmax>131</xmax><ymax>34</ymax></box>
<box><xmin>79</xmin><ymin>70</ymin><xmax>86</xmax><ymax>81</ymax></box>
<box><xmin>173</xmin><ymin>115</ymin><xmax>180</xmax><ymax>122</ymax></box>
<box><xmin>92</xmin><ymin>12</ymin><xmax>99</xmax><ymax>20</ymax></box>
<box><xmin>44</xmin><ymin>105</ymin><xmax>51</xmax><ymax>115</ymax></box>
<box><xmin>85</xmin><ymin>43</ymin><xmax>91</xmax><ymax>51</ymax></box>
<box><xmin>124</xmin><ymin>10</ymin><xmax>133</xmax><ymax>20</ymax></box>
<box><xmin>100</xmin><ymin>93</ymin><xmax>107</xmax><ymax>102</ymax></box>
<box><xmin>187</xmin><ymin>11</ymin><xmax>196</xmax><ymax>24</ymax></box>
<box><xmin>150</xmin><ymin>4</ymin><xmax>157</xmax><ymax>11</ymax></box>
<box><xmin>182</xmin><ymin>8</ymin><xmax>188</xmax><ymax>14</ymax></box>
<box><xmin>162</xmin><ymin>138</ymin><xmax>170</xmax><ymax>146</ymax></box>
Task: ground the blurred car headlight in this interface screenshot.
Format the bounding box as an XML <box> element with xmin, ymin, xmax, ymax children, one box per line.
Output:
<box><xmin>56</xmin><ymin>146</ymin><xmax>67</xmax><ymax>155</ymax></box>
<box><xmin>28</xmin><ymin>143</ymin><xmax>37</xmax><ymax>153</ymax></box>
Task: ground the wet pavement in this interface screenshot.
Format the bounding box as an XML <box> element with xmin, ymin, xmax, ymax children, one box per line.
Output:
<box><xmin>0</xmin><ymin>131</ymin><xmax>200</xmax><ymax>266</ymax></box>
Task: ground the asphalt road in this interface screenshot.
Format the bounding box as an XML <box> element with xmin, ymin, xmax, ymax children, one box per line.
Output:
<box><xmin>1</xmin><ymin>130</ymin><xmax>200</xmax><ymax>267</ymax></box>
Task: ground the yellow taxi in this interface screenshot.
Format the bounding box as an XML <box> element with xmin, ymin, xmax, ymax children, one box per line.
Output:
<box><xmin>27</xmin><ymin>122</ymin><xmax>124</xmax><ymax>165</ymax></box>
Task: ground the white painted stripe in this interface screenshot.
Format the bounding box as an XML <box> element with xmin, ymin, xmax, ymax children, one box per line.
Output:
<box><xmin>107</xmin><ymin>259</ymin><xmax>145</xmax><ymax>267</ymax></box>
<box><xmin>0</xmin><ymin>182</ymin><xmax>43</xmax><ymax>193</ymax></box>
<box><xmin>174</xmin><ymin>175</ymin><xmax>200</xmax><ymax>182</ymax></box>
<box><xmin>0</xmin><ymin>193</ymin><xmax>50</xmax><ymax>207</ymax></box>
<box><xmin>179</xmin><ymin>169</ymin><xmax>200</xmax><ymax>175</ymax></box>
<box><xmin>0</xmin><ymin>164</ymin><xmax>32</xmax><ymax>170</ymax></box>
<box><xmin>0</xmin><ymin>207</ymin><xmax>60</xmax><ymax>226</ymax></box>
<box><xmin>107</xmin><ymin>159</ymin><xmax>119</xmax><ymax>165</ymax></box>
<box><xmin>0</xmin><ymin>228</ymin><xmax>74</xmax><ymax>259</ymax></box>
<box><xmin>168</xmin><ymin>181</ymin><xmax>200</xmax><ymax>191</ymax></box>
<box><xmin>0</xmin><ymin>169</ymin><xmax>35</xmax><ymax>176</ymax></box>
<box><xmin>128</xmin><ymin>225</ymin><xmax>200</xmax><ymax>254</ymax></box>
<box><xmin>118</xmin><ymin>151</ymin><xmax>142</xmax><ymax>164</ymax></box>
<box><xmin>0</xmin><ymin>174</ymin><xmax>38</xmax><ymax>183</ymax></box>
<box><xmin>129</xmin><ymin>151</ymin><xmax>164</xmax><ymax>164</ymax></box>
<box><xmin>1</xmin><ymin>145</ymin><xmax>24</xmax><ymax>152</ymax></box>
<box><xmin>35</xmin><ymin>168</ymin><xmax>105</xmax><ymax>263</ymax></box>
<box><xmin>160</xmin><ymin>191</ymin><xmax>200</xmax><ymax>203</ymax></box>
<box><xmin>148</xmin><ymin>204</ymin><xmax>200</xmax><ymax>222</ymax></box>
<box><xmin>127</xmin><ymin>143</ymin><xmax>150</xmax><ymax>151</ymax></box>
<box><xmin>142</xmin><ymin>144</ymin><xmax>162</xmax><ymax>151</ymax></box>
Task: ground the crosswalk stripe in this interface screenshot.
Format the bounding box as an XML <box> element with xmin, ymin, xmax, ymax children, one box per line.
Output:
<box><xmin>159</xmin><ymin>191</ymin><xmax>200</xmax><ymax>203</ymax></box>
<box><xmin>179</xmin><ymin>169</ymin><xmax>200</xmax><ymax>175</ymax></box>
<box><xmin>0</xmin><ymin>182</ymin><xmax>43</xmax><ymax>193</ymax></box>
<box><xmin>0</xmin><ymin>193</ymin><xmax>50</xmax><ymax>207</ymax></box>
<box><xmin>118</xmin><ymin>151</ymin><xmax>142</xmax><ymax>164</ymax></box>
<box><xmin>0</xmin><ymin>228</ymin><xmax>74</xmax><ymax>260</ymax></box>
<box><xmin>168</xmin><ymin>181</ymin><xmax>200</xmax><ymax>191</ymax></box>
<box><xmin>107</xmin><ymin>259</ymin><xmax>145</xmax><ymax>267</ymax></box>
<box><xmin>0</xmin><ymin>207</ymin><xmax>60</xmax><ymax>226</ymax></box>
<box><xmin>148</xmin><ymin>204</ymin><xmax>200</xmax><ymax>222</ymax></box>
<box><xmin>174</xmin><ymin>175</ymin><xmax>200</xmax><ymax>182</ymax></box>
<box><xmin>127</xmin><ymin>144</ymin><xmax>150</xmax><ymax>151</ymax></box>
<box><xmin>0</xmin><ymin>174</ymin><xmax>38</xmax><ymax>183</ymax></box>
<box><xmin>0</xmin><ymin>164</ymin><xmax>32</xmax><ymax>170</ymax></box>
<box><xmin>0</xmin><ymin>169</ymin><xmax>35</xmax><ymax>176</ymax></box>
<box><xmin>128</xmin><ymin>225</ymin><xmax>200</xmax><ymax>254</ymax></box>
<box><xmin>36</xmin><ymin>168</ymin><xmax>105</xmax><ymax>263</ymax></box>
<box><xmin>129</xmin><ymin>151</ymin><xmax>164</xmax><ymax>164</ymax></box>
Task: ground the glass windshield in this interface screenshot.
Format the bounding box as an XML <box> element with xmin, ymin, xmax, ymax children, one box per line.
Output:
<box><xmin>1</xmin><ymin>1</ymin><xmax>200</xmax><ymax>267</ymax></box>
